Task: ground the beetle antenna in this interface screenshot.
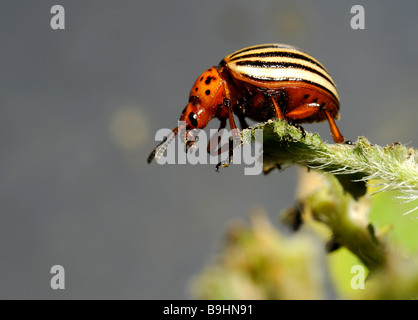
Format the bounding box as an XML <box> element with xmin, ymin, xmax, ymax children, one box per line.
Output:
<box><xmin>147</xmin><ymin>127</ymin><xmax>179</xmax><ymax>163</ymax></box>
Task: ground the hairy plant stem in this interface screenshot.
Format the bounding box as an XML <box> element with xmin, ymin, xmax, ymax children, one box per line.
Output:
<box><xmin>242</xmin><ymin>120</ymin><xmax>418</xmax><ymax>206</ymax></box>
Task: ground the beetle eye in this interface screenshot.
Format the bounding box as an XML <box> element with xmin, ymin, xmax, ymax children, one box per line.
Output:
<box><xmin>188</xmin><ymin>112</ymin><xmax>198</xmax><ymax>127</ymax></box>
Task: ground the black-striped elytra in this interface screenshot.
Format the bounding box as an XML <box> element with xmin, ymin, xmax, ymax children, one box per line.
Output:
<box><xmin>148</xmin><ymin>43</ymin><xmax>345</xmax><ymax>164</ymax></box>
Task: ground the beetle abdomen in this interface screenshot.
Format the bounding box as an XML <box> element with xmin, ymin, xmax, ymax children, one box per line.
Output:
<box><xmin>223</xmin><ymin>43</ymin><xmax>339</xmax><ymax>103</ymax></box>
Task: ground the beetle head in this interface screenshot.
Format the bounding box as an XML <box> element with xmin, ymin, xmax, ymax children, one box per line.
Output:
<box><xmin>147</xmin><ymin>67</ymin><xmax>226</xmax><ymax>164</ymax></box>
<box><xmin>180</xmin><ymin>67</ymin><xmax>225</xmax><ymax>130</ymax></box>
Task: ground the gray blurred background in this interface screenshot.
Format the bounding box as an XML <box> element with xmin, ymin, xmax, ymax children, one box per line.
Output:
<box><xmin>1</xmin><ymin>0</ymin><xmax>417</xmax><ymax>299</ymax></box>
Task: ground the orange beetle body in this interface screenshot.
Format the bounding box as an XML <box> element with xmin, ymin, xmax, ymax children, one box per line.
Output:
<box><xmin>148</xmin><ymin>44</ymin><xmax>344</xmax><ymax>163</ymax></box>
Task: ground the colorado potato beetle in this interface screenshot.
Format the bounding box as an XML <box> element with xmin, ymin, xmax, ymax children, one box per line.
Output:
<box><xmin>148</xmin><ymin>43</ymin><xmax>344</xmax><ymax>164</ymax></box>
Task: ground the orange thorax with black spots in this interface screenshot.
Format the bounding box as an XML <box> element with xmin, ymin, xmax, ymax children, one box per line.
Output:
<box><xmin>180</xmin><ymin>67</ymin><xmax>228</xmax><ymax>129</ymax></box>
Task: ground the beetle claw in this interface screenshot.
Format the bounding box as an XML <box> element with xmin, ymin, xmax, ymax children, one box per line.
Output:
<box><xmin>215</xmin><ymin>161</ymin><xmax>230</xmax><ymax>172</ymax></box>
<box><xmin>344</xmin><ymin>140</ymin><xmax>355</xmax><ymax>146</ymax></box>
<box><xmin>215</xmin><ymin>136</ymin><xmax>234</xmax><ymax>172</ymax></box>
<box><xmin>288</xmin><ymin>121</ymin><xmax>306</xmax><ymax>139</ymax></box>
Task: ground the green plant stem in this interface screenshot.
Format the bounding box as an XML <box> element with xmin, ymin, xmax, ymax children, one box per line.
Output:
<box><xmin>304</xmin><ymin>174</ymin><xmax>387</xmax><ymax>271</ymax></box>
<box><xmin>242</xmin><ymin>120</ymin><xmax>418</xmax><ymax>206</ymax></box>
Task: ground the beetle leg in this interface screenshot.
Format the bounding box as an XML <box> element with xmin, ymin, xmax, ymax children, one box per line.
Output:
<box><xmin>215</xmin><ymin>136</ymin><xmax>234</xmax><ymax>172</ymax></box>
<box><xmin>225</xmin><ymin>101</ymin><xmax>238</xmax><ymax>131</ymax></box>
<box><xmin>284</xmin><ymin>103</ymin><xmax>320</xmax><ymax>119</ymax></box>
<box><xmin>227</xmin><ymin>98</ymin><xmax>241</xmax><ymax>157</ymax></box>
<box><xmin>207</xmin><ymin>119</ymin><xmax>227</xmax><ymax>155</ymax></box>
<box><xmin>215</xmin><ymin>97</ymin><xmax>241</xmax><ymax>171</ymax></box>
<box><xmin>284</xmin><ymin>104</ymin><xmax>344</xmax><ymax>143</ymax></box>
<box><xmin>324</xmin><ymin>110</ymin><xmax>345</xmax><ymax>143</ymax></box>
<box><xmin>238</xmin><ymin>115</ymin><xmax>249</xmax><ymax>130</ymax></box>
<box><xmin>271</xmin><ymin>97</ymin><xmax>286</xmax><ymax>120</ymax></box>
<box><xmin>271</xmin><ymin>95</ymin><xmax>307</xmax><ymax>137</ymax></box>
